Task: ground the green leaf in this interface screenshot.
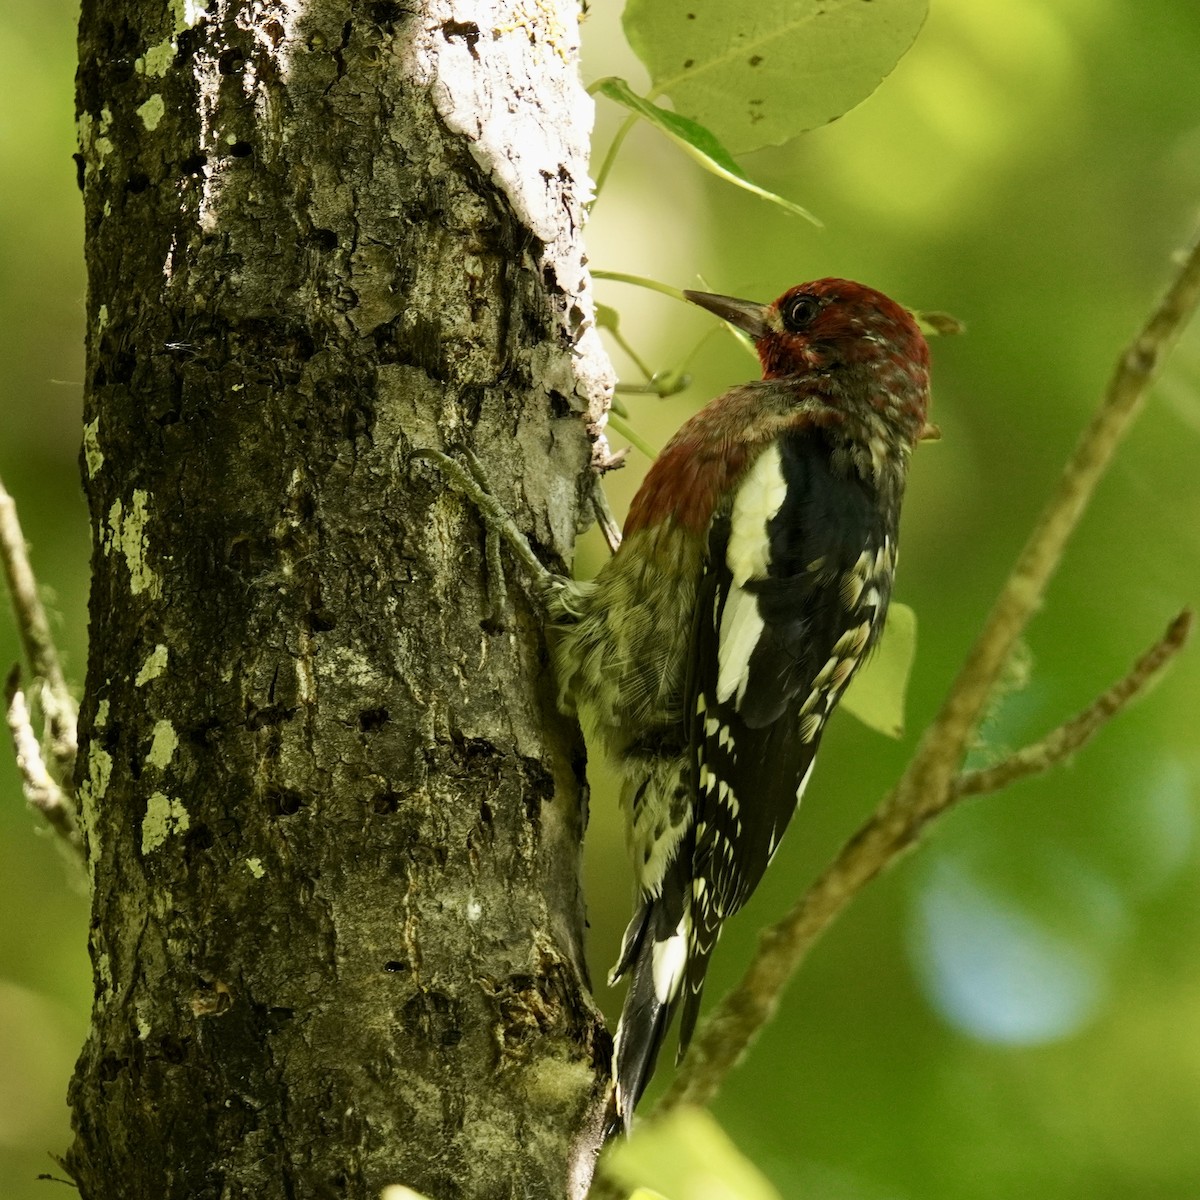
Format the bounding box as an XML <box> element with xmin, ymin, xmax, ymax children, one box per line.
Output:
<box><xmin>840</xmin><ymin>601</ymin><xmax>918</xmax><ymax>739</ymax></box>
<box><xmin>593</xmin><ymin>77</ymin><xmax>817</xmax><ymax>222</ymax></box>
<box><xmin>604</xmin><ymin>1107</ymin><xmax>782</xmax><ymax>1200</ymax></box>
<box><xmin>595</xmin><ymin>302</ymin><xmax>622</xmax><ymax>332</ymax></box>
<box><xmin>623</xmin><ymin>0</ymin><xmax>929</xmax><ymax>155</ymax></box>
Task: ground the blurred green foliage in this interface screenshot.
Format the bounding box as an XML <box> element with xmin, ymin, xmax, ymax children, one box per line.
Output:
<box><xmin>2</xmin><ymin>1</ymin><xmax>1199</xmax><ymax>1198</ymax></box>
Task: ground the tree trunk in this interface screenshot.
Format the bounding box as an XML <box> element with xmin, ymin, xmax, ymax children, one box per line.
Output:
<box><xmin>69</xmin><ymin>1</ymin><xmax>612</xmax><ymax>1196</ymax></box>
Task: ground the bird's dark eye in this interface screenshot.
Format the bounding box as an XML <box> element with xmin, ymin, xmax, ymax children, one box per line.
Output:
<box><xmin>781</xmin><ymin>294</ymin><xmax>821</xmax><ymax>332</ymax></box>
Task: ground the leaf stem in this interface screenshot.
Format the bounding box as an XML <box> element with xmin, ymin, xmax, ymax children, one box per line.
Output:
<box><xmin>591</xmin><ymin>271</ymin><xmax>688</xmax><ymax>303</ymax></box>
<box><xmin>592</xmin><ymin>113</ymin><xmax>639</xmax><ymax>200</ymax></box>
<box><xmin>606</xmin><ymin>412</ymin><xmax>660</xmax><ymax>462</ymax></box>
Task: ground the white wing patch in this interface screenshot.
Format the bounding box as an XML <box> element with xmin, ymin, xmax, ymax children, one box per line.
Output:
<box><xmin>716</xmin><ymin>588</ymin><xmax>763</xmax><ymax>704</ymax></box>
<box><xmin>651</xmin><ymin>912</ymin><xmax>691</xmax><ymax>1003</ymax></box>
<box><xmin>717</xmin><ymin>443</ymin><xmax>789</xmax><ymax>705</ymax></box>
<box><xmin>726</xmin><ymin>443</ymin><xmax>788</xmax><ymax>585</ymax></box>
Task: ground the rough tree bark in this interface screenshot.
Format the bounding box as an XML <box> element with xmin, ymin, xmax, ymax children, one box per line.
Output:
<box><xmin>69</xmin><ymin>1</ymin><xmax>613</xmax><ymax>1196</ymax></box>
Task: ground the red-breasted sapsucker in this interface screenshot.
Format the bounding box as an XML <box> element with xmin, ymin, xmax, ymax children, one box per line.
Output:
<box><xmin>550</xmin><ymin>278</ymin><xmax>934</xmax><ymax>1131</ymax></box>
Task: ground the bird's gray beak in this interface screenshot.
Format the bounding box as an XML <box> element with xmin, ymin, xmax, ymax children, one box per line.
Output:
<box><xmin>683</xmin><ymin>290</ymin><xmax>770</xmax><ymax>341</ymax></box>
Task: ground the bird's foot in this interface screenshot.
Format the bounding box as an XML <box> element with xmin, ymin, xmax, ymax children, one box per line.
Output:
<box><xmin>412</xmin><ymin>448</ymin><xmax>555</xmax><ymax>626</ymax></box>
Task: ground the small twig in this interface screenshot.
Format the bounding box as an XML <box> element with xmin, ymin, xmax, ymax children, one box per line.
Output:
<box><xmin>884</xmin><ymin>227</ymin><xmax>1200</xmax><ymax>859</ymax></box>
<box><xmin>592</xmin><ymin>483</ymin><xmax>623</xmax><ymax>556</ymax></box>
<box><xmin>956</xmin><ymin>609</ymin><xmax>1193</xmax><ymax>801</ymax></box>
<box><xmin>655</xmin><ymin>228</ymin><xmax>1200</xmax><ymax>1117</ymax></box>
<box><xmin>5</xmin><ymin>666</ymin><xmax>81</xmax><ymax>854</ymax></box>
<box><xmin>0</xmin><ymin>476</ymin><xmax>77</xmax><ymax>775</ymax></box>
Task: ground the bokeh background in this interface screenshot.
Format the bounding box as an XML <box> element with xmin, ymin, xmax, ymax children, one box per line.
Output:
<box><xmin>2</xmin><ymin>1</ymin><xmax>1198</xmax><ymax>1197</ymax></box>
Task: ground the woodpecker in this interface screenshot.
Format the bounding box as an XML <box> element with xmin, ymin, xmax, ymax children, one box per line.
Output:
<box><xmin>548</xmin><ymin>278</ymin><xmax>934</xmax><ymax>1131</ymax></box>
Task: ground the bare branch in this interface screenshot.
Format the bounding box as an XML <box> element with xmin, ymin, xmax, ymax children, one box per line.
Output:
<box><xmin>956</xmin><ymin>609</ymin><xmax>1193</xmax><ymax>801</ymax></box>
<box><xmin>654</xmin><ymin>229</ymin><xmax>1200</xmax><ymax>1117</ymax></box>
<box><xmin>592</xmin><ymin>483</ymin><xmax>623</xmax><ymax>556</ymax></box>
<box><xmin>5</xmin><ymin>666</ymin><xmax>82</xmax><ymax>855</ymax></box>
<box><xmin>0</xmin><ymin>476</ymin><xmax>78</xmax><ymax>775</ymax></box>
<box><xmin>884</xmin><ymin>227</ymin><xmax>1200</xmax><ymax>863</ymax></box>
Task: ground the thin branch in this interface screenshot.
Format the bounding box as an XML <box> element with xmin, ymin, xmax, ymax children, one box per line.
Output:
<box><xmin>956</xmin><ymin>609</ymin><xmax>1193</xmax><ymax>801</ymax></box>
<box><xmin>655</xmin><ymin>229</ymin><xmax>1200</xmax><ymax>1117</ymax></box>
<box><xmin>592</xmin><ymin>483</ymin><xmax>623</xmax><ymax>556</ymax></box>
<box><xmin>0</xmin><ymin>475</ymin><xmax>77</xmax><ymax>775</ymax></box>
<box><xmin>5</xmin><ymin>667</ymin><xmax>81</xmax><ymax>854</ymax></box>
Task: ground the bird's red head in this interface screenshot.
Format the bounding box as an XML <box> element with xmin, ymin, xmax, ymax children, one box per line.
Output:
<box><xmin>684</xmin><ymin>278</ymin><xmax>933</xmax><ymax>440</ymax></box>
<box><xmin>624</xmin><ymin>280</ymin><xmax>936</xmax><ymax>539</ymax></box>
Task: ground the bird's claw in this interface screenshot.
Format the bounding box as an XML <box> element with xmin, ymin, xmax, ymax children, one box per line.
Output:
<box><xmin>411</xmin><ymin>448</ymin><xmax>554</xmax><ymax>625</ymax></box>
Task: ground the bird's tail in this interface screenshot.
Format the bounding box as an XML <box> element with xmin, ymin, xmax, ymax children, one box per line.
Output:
<box><xmin>608</xmin><ymin>895</ymin><xmax>691</xmax><ymax>1135</ymax></box>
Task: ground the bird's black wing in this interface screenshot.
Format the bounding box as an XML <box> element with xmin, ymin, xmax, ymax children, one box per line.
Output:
<box><xmin>678</xmin><ymin>427</ymin><xmax>896</xmax><ymax>1052</ymax></box>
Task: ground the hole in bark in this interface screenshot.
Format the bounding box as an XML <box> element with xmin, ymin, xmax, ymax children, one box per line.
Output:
<box><xmin>310</xmin><ymin>227</ymin><xmax>338</xmax><ymax>250</ymax></box>
<box><xmin>370</xmin><ymin>790</ymin><xmax>400</xmax><ymax>815</ymax></box>
<box><xmin>180</xmin><ymin>153</ymin><xmax>208</xmax><ymax>176</ymax></box>
<box><xmin>368</xmin><ymin>0</ymin><xmax>409</xmax><ymax>27</ymax></box>
<box><xmin>184</xmin><ymin>823</ymin><xmax>213</xmax><ymax>855</ymax></box>
<box><xmin>158</xmin><ymin>1034</ymin><xmax>189</xmax><ymax>1063</ymax></box>
<box><xmin>175</xmin><ymin>26</ymin><xmax>202</xmax><ymax>63</ymax></box>
<box><xmin>384</xmin><ymin>960</ymin><xmax>409</xmax><ymax>973</ymax></box>
<box><xmin>186</xmin><ymin>718</ymin><xmax>221</xmax><ymax>748</ymax></box>
<box><xmin>265</xmin><ymin>1007</ymin><xmax>295</xmax><ymax>1032</ymax></box>
<box><xmin>228</xmin><ymin>141</ymin><xmax>253</xmax><ymax>158</ymax></box>
<box><xmin>111</xmin><ymin>349</ymin><xmax>136</xmax><ymax>385</ymax></box>
<box><xmin>307</xmin><ymin>607</ymin><xmax>337</xmax><ymax>632</ymax></box>
<box><xmin>101</xmin><ymin>18</ymin><xmax>140</xmax><ymax>84</ymax></box>
<box><xmin>358</xmin><ymin>707</ymin><xmax>390</xmax><ymax>732</ymax></box>
<box><xmin>454</xmin><ymin>735</ymin><xmax>498</xmax><ymax>766</ymax></box>
<box><xmin>98</xmin><ymin>1055</ymin><xmax>124</xmax><ymax>1082</ymax></box>
<box><xmin>268</xmin><ymin>787</ymin><xmax>306</xmax><ymax>816</ymax></box>
<box><xmin>521</xmin><ymin>755</ymin><xmax>554</xmax><ymax>822</ymax></box>
<box><xmin>218</xmin><ymin>48</ymin><xmax>246</xmax><ymax>74</ymax></box>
